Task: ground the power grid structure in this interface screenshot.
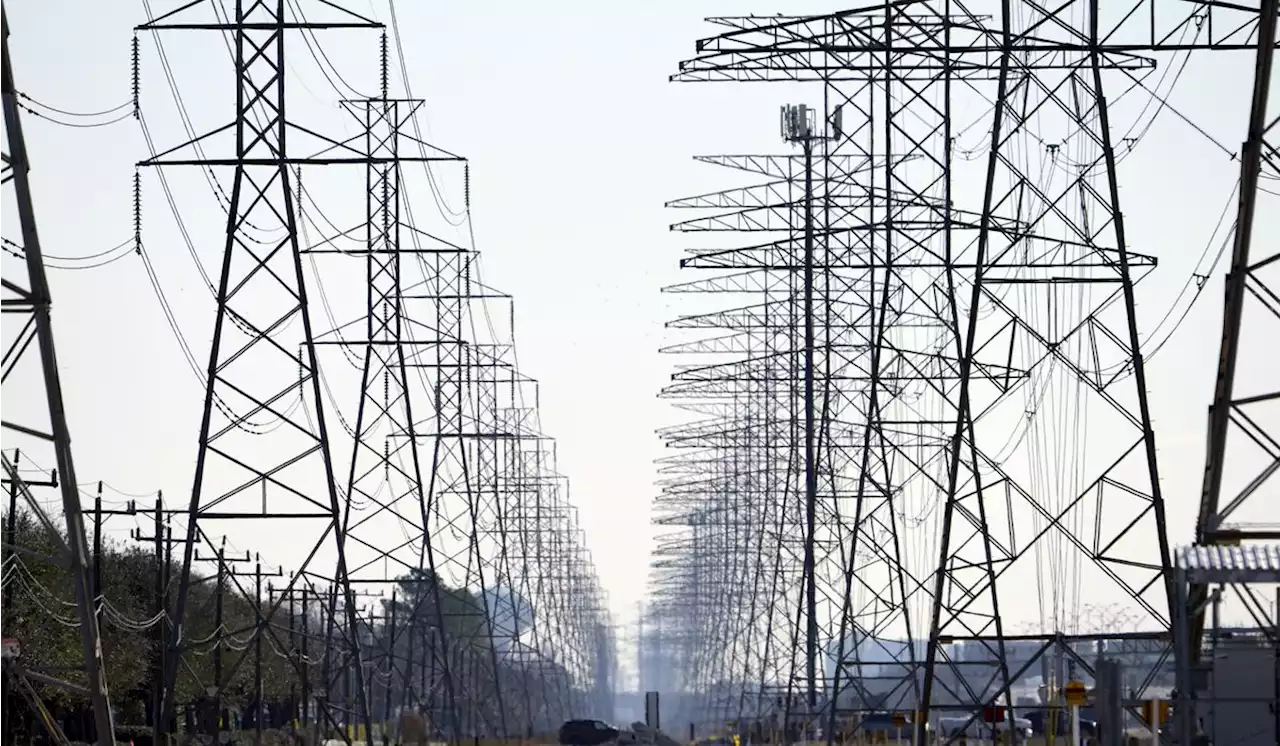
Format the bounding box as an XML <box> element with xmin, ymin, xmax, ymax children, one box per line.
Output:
<box><xmin>134</xmin><ymin>0</ymin><xmax>614</xmax><ymax>739</ymax></box>
<box><xmin>646</xmin><ymin>1</ymin><xmax>1277</xmax><ymax>743</ymax></box>
<box><xmin>1176</xmin><ymin>0</ymin><xmax>1278</xmax><ymax>739</ymax></box>
<box><xmin>1</xmin><ymin>7</ymin><xmax>117</xmax><ymax>746</ymax></box>
<box><xmin>2</xmin><ymin>1</ymin><xmax>614</xmax><ymax>744</ymax></box>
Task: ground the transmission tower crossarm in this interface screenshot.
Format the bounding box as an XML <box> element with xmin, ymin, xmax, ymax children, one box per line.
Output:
<box><xmin>1</xmin><ymin>9</ymin><xmax>118</xmax><ymax>746</ymax></box>
<box><xmin>136</xmin><ymin>0</ymin><xmax>381</xmax><ymax>31</ymax></box>
<box><xmin>673</xmin><ymin>3</ymin><xmax>1277</xmax><ymax>87</ymax></box>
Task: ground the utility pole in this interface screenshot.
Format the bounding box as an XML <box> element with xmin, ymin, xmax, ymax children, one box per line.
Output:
<box><xmin>272</xmin><ymin>583</ymin><xmax>302</xmax><ymax>732</ymax></box>
<box><xmin>80</xmin><ymin>482</ymin><xmax>141</xmax><ymax>744</ymax></box>
<box><xmin>400</xmin><ymin>594</ymin><xmax>415</xmax><ymax>718</ymax></box>
<box><xmin>0</xmin><ymin>450</ymin><xmax>55</xmax><ymax>746</ymax></box>
<box><xmin>130</xmin><ymin>495</ymin><xmax>192</xmax><ymax>744</ymax></box>
<box><xmin>297</xmin><ymin>585</ymin><xmax>325</xmax><ymax>730</ymax></box>
<box><xmin>274</xmin><ymin>580</ymin><xmax>326</xmax><ymax>735</ymax></box>
<box><xmin>373</xmin><ymin>588</ymin><xmax>396</xmax><ymax>742</ymax></box>
<box><xmin>309</xmin><ymin>583</ymin><xmax>380</xmax><ymax>738</ymax></box>
<box><xmin>192</xmin><ymin>537</ymin><xmax>251</xmax><ymax>737</ymax></box>
<box><xmin>94</xmin><ymin>486</ymin><xmax>102</xmax><ymax>611</ymax></box>
<box><xmin>340</xmin><ymin>587</ymin><xmax>383</xmax><ymax>736</ymax></box>
<box><xmin>160</xmin><ymin>505</ymin><xmax>172</xmax><ymax>738</ymax></box>
<box><xmin>323</xmin><ymin>584</ymin><xmax>336</xmax><ymax>733</ymax></box>
<box><xmin>292</xmin><ymin>589</ymin><xmax>301</xmax><ymax>729</ymax></box>
<box><xmin>360</xmin><ymin>589</ymin><xmax>409</xmax><ymax>745</ymax></box>
<box><xmin>251</xmin><ymin>556</ymin><xmax>281</xmax><ymax>746</ymax></box>
<box><xmin>258</xmin><ymin>568</ymin><xmax>265</xmax><ymax>746</ymax></box>
<box><xmin>1</xmin><ymin>11</ymin><xmax>116</xmax><ymax>744</ymax></box>
<box><xmin>161</xmin><ymin>520</ymin><xmax>173</xmax><ymax>733</ymax></box>
<box><xmin>278</xmin><ymin>583</ymin><xmax>334</xmax><ymax>734</ymax></box>
<box><xmin>365</xmin><ymin>604</ymin><xmax>387</xmax><ymax>744</ymax></box>
<box><xmin>85</xmin><ymin>485</ymin><xmax>138</xmax><ymax>615</ymax></box>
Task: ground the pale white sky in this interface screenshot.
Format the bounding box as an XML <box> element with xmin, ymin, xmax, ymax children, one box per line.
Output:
<box><xmin>2</xmin><ymin>0</ymin><xmax>1275</xmax><ymax>639</ymax></box>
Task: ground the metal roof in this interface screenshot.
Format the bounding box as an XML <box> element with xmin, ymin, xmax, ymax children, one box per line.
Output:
<box><xmin>1176</xmin><ymin>544</ymin><xmax>1280</xmax><ymax>583</ymax></box>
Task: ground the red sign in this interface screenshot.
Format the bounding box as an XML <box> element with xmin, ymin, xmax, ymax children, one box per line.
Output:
<box><xmin>982</xmin><ymin>706</ymin><xmax>1005</xmax><ymax>723</ymax></box>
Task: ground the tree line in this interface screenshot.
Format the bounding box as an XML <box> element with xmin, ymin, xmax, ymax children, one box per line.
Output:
<box><xmin>2</xmin><ymin>508</ymin><xmax>590</xmax><ymax>745</ymax></box>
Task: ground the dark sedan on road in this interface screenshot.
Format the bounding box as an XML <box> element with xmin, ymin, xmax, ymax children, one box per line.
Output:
<box><xmin>559</xmin><ymin>719</ymin><xmax>621</xmax><ymax>746</ymax></box>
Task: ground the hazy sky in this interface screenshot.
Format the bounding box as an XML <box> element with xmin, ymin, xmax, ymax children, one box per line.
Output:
<box><xmin>2</xmin><ymin>0</ymin><xmax>1275</xmax><ymax>632</ymax></box>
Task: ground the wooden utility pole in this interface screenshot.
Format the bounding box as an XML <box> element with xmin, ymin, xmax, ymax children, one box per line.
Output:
<box><xmin>271</xmin><ymin>583</ymin><xmax>304</xmax><ymax>732</ymax></box>
<box><xmin>0</xmin><ymin>449</ymin><xmax>54</xmax><ymax>746</ymax></box>
<box><xmin>84</xmin><ymin>485</ymin><xmax>138</xmax><ymax>614</ymax></box>
<box><xmin>365</xmin><ymin>591</ymin><xmax>403</xmax><ymax>744</ymax></box>
<box><xmin>285</xmin><ymin>583</ymin><xmax>381</xmax><ymax>738</ymax></box>
<box><xmin>192</xmin><ymin>537</ymin><xmax>251</xmax><ymax>736</ymax></box>
<box><xmin>330</xmin><ymin>588</ymin><xmax>383</xmax><ymax>742</ymax></box>
<box><xmin>250</xmin><ymin>556</ymin><xmax>281</xmax><ymax>746</ymax></box>
<box><xmin>131</xmin><ymin>495</ymin><xmax>191</xmax><ymax>745</ymax></box>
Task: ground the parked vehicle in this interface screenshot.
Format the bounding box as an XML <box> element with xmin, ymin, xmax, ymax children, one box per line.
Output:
<box><xmin>1023</xmin><ymin>707</ymin><xmax>1098</xmax><ymax>737</ymax></box>
<box><xmin>559</xmin><ymin>720</ymin><xmax>621</xmax><ymax>746</ymax></box>
<box><xmin>937</xmin><ymin>713</ymin><xmax>1032</xmax><ymax>740</ymax></box>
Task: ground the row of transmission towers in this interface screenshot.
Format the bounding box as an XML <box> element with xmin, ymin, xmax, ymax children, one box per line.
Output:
<box><xmin>646</xmin><ymin>1</ymin><xmax>1276</xmax><ymax>743</ymax></box>
<box><xmin>2</xmin><ymin>2</ymin><xmax>614</xmax><ymax>744</ymax></box>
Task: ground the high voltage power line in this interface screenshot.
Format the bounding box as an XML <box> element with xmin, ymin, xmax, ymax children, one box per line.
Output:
<box><xmin>2</xmin><ymin>2</ymin><xmax>615</xmax><ymax>745</ymax></box>
<box><xmin>643</xmin><ymin>3</ymin><xmax>1277</xmax><ymax>743</ymax></box>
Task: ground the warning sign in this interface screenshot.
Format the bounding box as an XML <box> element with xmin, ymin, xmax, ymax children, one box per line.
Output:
<box><xmin>1064</xmin><ymin>680</ymin><xmax>1088</xmax><ymax>706</ymax></box>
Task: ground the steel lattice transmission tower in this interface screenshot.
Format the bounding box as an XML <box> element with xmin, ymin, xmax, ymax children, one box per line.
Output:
<box><xmin>136</xmin><ymin>1</ymin><xmax>391</xmax><ymax>736</ymax></box>
<box><xmin>1191</xmin><ymin>4</ymin><xmax>1279</xmax><ymax>571</ymax></box>
<box><xmin>656</xmin><ymin>2</ymin><xmax>1275</xmax><ymax>743</ymax></box>
<box><xmin>1</xmin><ymin>9</ymin><xmax>117</xmax><ymax>745</ymax></box>
<box><xmin>314</xmin><ymin>88</ymin><xmax>471</xmax><ymax>736</ymax></box>
<box><xmin>6</xmin><ymin>1</ymin><xmax>613</xmax><ymax>741</ymax></box>
<box><xmin>304</xmin><ymin>40</ymin><xmax>615</xmax><ymax>737</ymax></box>
<box><xmin>1182</xmin><ymin>0</ymin><xmax>1278</xmax><ymax>727</ymax></box>
<box><xmin>654</xmin><ymin>137</ymin><xmax>926</xmax><ymax>732</ymax></box>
